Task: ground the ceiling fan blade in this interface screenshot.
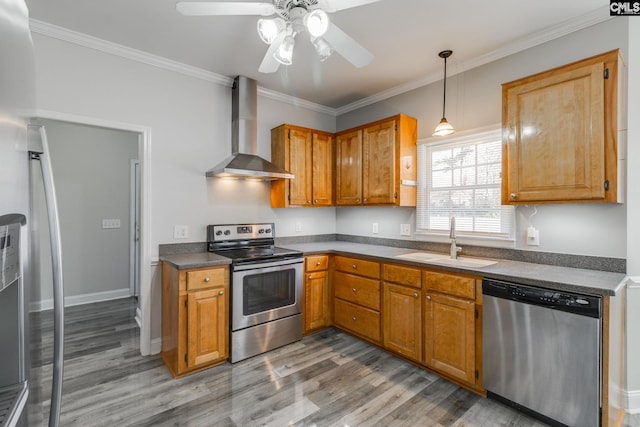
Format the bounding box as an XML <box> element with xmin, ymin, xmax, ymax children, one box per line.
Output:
<box><xmin>176</xmin><ymin>2</ymin><xmax>276</xmax><ymax>16</ymax></box>
<box><xmin>258</xmin><ymin>32</ymin><xmax>286</xmax><ymax>73</ymax></box>
<box><xmin>323</xmin><ymin>22</ymin><xmax>373</xmax><ymax>68</ymax></box>
<box><xmin>317</xmin><ymin>0</ymin><xmax>382</xmax><ymax>13</ymax></box>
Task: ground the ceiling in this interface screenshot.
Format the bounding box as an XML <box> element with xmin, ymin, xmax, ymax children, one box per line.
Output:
<box><xmin>25</xmin><ymin>0</ymin><xmax>610</xmax><ymax>110</ymax></box>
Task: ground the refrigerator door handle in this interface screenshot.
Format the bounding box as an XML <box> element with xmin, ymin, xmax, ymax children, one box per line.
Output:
<box><xmin>31</xmin><ymin>124</ymin><xmax>65</xmax><ymax>427</ymax></box>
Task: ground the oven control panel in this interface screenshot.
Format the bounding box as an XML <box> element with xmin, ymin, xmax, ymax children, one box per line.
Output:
<box><xmin>209</xmin><ymin>223</ymin><xmax>274</xmax><ymax>241</ymax></box>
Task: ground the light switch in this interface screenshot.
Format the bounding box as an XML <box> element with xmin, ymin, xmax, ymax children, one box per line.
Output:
<box><xmin>174</xmin><ymin>225</ymin><xmax>189</xmax><ymax>239</ymax></box>
<box><xmin>102</xmin><ymin>219</ymin><xmax>121</xmax><ymax>229</ymax></box>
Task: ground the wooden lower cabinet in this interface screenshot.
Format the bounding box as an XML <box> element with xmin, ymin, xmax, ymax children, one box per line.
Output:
<box><xmin>304</xmin><ymin>255</ymin><xmax>330</xmax><ymax>333</ymax></box>
<box><xmin>334</xmin><ymin>298</ymin><xmax>381</xmax><ymax>342</ymax></box>
<box><xmin>162</xmin><ymin>263</ymin><xmax>229</xmax><ymax>377</ymax></box>
<box><xmin>383</xmin><ymin>283</ymin><xmax>422</xmax><ymax>362</ymax></box>
<box><xmin>424</xmin><ymin>291</ymin><xmax>476</xmax><ymax>385</ymax></box>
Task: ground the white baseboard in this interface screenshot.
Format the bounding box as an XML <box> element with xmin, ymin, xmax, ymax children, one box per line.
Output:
<box><xmin>150</xmin><ymin>337</ymin><xmax>162</xmax><ymax>355</ymax></box>
<box><xmin>626</xmin><ymin>390</ymin><xmax>640</xmax><ymax>414</ymax></box>
<box><xmin>30</xmin><ymin>288</ymin><xmax>132</xmax><ymax>312</ymax></box>
<box><xmin>135</xmin><ymin>306</ymin><xmax>142</xmax><ymax>328</ymax></box>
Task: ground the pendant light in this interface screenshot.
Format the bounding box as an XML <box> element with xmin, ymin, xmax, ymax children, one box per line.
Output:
<box><xmin>433</xmin><ymin>50</ymin><xmax>455</xmax><ymax>137</ymax></box>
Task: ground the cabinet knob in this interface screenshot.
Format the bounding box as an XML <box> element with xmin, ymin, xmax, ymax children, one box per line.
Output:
<box><xmin>363</xmin><ymin>198</ymin><xmax>368</xmax><ymax>203</ymax></box>
<box><xmin>426</xmin><ymin>295</ymin><xmax>431</xmax><ymax>301</ymax></box>
<box><xmin>352</xmin><ymin>288</ymin><xmax>357</xmax><ymax>293</ymax></box>
<box><xmin>307</xmin><ymin>200</ymin><xmax>311</xmax><ymax>204</ymax></box>
<box><xmin>218</xmin><ymin>290</ymin><xmax>224</xmax><ymax>295</ymax></box>
<box><xmin>308</xmin><ymin>275</ymin><xmax>312</xmax><ymax>280</ymax></box>
<box><xmin>413</xmin><ymin>292</ymin><xmax>418</xmax><ymax>298</ymax></box>
<box><xmin>316</xmin><ymin>261</ymin><xmax>321</xmax><ymax>266</ymax></box>
<box><xmin>352</xmin><ymin>264</ymin><xmax>357</xmax><ymax>269</ymax></box>
<box><xmin>356</xmin><ymin>198</ymin><xmax>360</xmax><ymax>203</ymax></box>
<box><xmin>352</xmin><ymin>316</ymin><xmax>357</xmax><ymax>321</ymax></box>
<box><xmin>314</xmin><ymin>199</ymin><xmax>318</xmax><ymax>204</ymax></box>
<box><xmin>510</xmin><ymin>193</ymin><xmax>518</xmax><ymax>199</ymax></box>
<box><xmin>204</xmin><ymin>277</ymin><xmax>210</xmax><ymax>282</ymax></box>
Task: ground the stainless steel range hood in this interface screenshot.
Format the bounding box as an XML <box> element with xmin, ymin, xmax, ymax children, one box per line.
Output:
<box><xmin>206</xmin><ymin>76</ymin><xmax>294</xmax><ymax>180</ymax></box>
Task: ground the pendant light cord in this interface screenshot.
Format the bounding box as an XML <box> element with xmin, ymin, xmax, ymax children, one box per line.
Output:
<box><xmin>442</xmin><ymin>54</ymin><xmax>447</xmax><ymax>118</ymax></box>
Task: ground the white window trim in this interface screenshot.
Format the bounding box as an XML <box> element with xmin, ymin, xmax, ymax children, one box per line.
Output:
<box><xmin>416</xmin><ymin>124</ymin><xmax>516</xmax><ymax>248</ymax></box>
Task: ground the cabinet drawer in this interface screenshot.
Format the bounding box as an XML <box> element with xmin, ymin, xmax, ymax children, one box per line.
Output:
<box><xmin>334</xmin><ymin>256</ymin><xmax>380</xmax><ymax>279</ymax></box>
<box><xmin>186</xmin><ymin>267</ymin><xmax>228</xmax><ymax>291</ymax></box>
<box><xmin>334</xmin><ymin>298</ymin><xmax>380</xmax><ymax>343</ymax></box>
<box><xmin>334</xmin><ymin>271</ymin><xmax>380</xmax><ymax>310</ymax></box>
<box><xmin>306</xmin><ymin>255</ymin><xmax>329</xmax><ymax>272</ymax></box>
<box><xmin>423</xmin><ymin>271</ymin><xmax>476</xmax><ymax>300</ymax></box>
<box><xmin>383</xmin><ymin>264</ymin><xmax>422</xmax><ymax>288</ymax></box>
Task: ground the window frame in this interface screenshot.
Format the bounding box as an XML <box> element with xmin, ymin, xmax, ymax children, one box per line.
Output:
<box><xmin>415</xmin><ymin>125</ymin><xmax>515</xmax><ymax>247</ymax></box>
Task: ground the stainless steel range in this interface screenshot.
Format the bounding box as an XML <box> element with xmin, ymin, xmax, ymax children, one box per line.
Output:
<box><xmin>207</xmin><ymin>223</ymin><xmax>303</xmax><ymax>363</ymax></box>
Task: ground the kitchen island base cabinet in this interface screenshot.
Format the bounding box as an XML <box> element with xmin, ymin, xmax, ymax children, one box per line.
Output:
<box><xmin>161</xmin><ymin>263</ymin><xmax>229</xmax><ymax>378</ymax></box>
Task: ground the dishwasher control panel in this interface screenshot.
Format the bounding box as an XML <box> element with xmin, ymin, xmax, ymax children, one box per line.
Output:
<box><xmin>483</xmin><ymin>279</ymin><xmax>601</xmax><ymax>318</ymax></box>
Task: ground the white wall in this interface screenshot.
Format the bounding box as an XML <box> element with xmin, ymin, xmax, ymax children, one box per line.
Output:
<box><xmin>31</xmin><ymin>119</ymin><xmax>138</xmax><ymax>308</ymax></box>
<box><xmin>336</xmin><ymin>18</ymin><xmax>628</xmax><ymax>258</ymax></box>
<box><xmin>626</xmin><ymin>17</ymin><xmax>640</xmax><ymax>409</ymax></box>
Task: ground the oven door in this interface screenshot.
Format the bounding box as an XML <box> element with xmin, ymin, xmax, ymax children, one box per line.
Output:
<box><xmin>232</xmin><ymin>257</ymin><xmax>303</xmax><ymax>331</ymax></box>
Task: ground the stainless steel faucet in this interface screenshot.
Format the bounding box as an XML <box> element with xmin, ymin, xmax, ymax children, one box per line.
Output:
<box><xmin>449</xmin><ymin>216</ymin><xmax>462</xmax><ymax>259</ymax></box>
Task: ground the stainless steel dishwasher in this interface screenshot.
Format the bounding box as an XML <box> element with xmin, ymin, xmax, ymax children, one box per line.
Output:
<box><xmin>482</xmin><ymin>278</ymin><xmax>602</xmax><ymax>427</ymax></box>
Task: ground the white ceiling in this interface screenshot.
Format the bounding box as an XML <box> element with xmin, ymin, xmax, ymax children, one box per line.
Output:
<box><xmin>25</xmin><ymin>0</ymin><xmax>610</xmax><ymax>110</ymax></box>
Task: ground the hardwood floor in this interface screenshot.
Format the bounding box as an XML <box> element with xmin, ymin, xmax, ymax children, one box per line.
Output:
<box><xmin>27</xmin><ymin>298</ymin><xmax>638</xmax><ymax>426</ymax></box>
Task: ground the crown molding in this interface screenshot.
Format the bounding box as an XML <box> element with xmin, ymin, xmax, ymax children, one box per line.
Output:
<box><xmin>30</xmin><ymin>7</ymin><xmax>611</xmax><ymax>117</ymax></box>
<box><xmin>29</xmin><ymin>19</ymin><xmax>235</xmax><ymax>87</ymax></box>
<box><xmin>336</xmin><ymin>7</ymin><xmax>613</xmax><ymax>115</ymax></box>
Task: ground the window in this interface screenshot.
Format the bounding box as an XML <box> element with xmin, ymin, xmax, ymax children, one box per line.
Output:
<box><xmin>416</xmin><ymin>127</ymin><xmax>514</xmax><ymax>243</ymax></box>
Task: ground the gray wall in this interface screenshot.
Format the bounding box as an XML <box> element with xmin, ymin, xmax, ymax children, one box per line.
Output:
<box><xmin>336</xmin><ymin>18</ymin><xmax>628</xmax><ymax>258</ymax></box>
<box><xmin>33</xmin><ymin>119</ymin><xmax>139</xmax><ymax>307</ymax></box>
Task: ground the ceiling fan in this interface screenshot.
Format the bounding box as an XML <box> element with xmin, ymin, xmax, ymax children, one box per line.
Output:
<box><xmin>175</xmin><ymin>0</ymin><xmax>383</xmax><ymax>73</ymax></box>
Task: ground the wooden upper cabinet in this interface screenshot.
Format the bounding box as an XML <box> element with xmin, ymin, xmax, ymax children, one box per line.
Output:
<box><xmin>271</xmin><ymin>124</ymin><xmax>334</xmax><ymax>207</ymax></box>
<box><xmin>363</xmin><ymin>119</ymin><xmax>396</xmax><ymax>204</ymax></box>
<box><xmin>502</xmin><ymin>49</ymin><xmax>624</xmax><ymax>204</ymax></box>
<box><xmin>335</xmin><ymin>129</ymin><xmax>363</xmax><ymax>205</ymax></box>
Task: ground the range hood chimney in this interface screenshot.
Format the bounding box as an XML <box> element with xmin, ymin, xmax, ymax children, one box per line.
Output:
<box><xmin>206</xmin><ymin>76</ymin><xmax>294</xmax><ymax>180</ymax></box>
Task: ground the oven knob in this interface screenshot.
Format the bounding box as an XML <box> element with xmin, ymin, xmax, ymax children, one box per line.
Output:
<box><xmin>224</xmin><ymin>230</ymin><xmax>231</xmax><ymax>236</ymax></box>
<box><xmin>215</xmin><ymin>230</ymin><xmax>223</xmax><ymax>236</ymax></box>
<box><xmin>258</xmin><ymin>229</ymin><xmax>265</xmax><ymax>234</ymax></box>
<box><xmin>264</xmin><ymin>228</ymin><xmax>272</xmax><ymax>234</ymax></box>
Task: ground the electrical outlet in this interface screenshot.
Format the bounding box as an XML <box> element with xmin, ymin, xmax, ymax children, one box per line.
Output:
<box><xmin>295</xmin><ymin>222</ymin><xmax>302</xmax><ymax>233</ymax></box>
<box><xmin>372</xmin><ymin>223</ymin><xmax>379</xmax><ymax>234</ymax></box>
<box><xmin>400</xmin><ymin>223</ymin><xmax>411</xmax><ymax>236</ymax></box>
<box><xmin>174</xmin><ymin>225</ymin><xmax>189</xmax><ymax>239</ymax></box>
<box><xmin>102</xmin><ymin>219</ymin><xmax>121</xmax><ymax>229</ymax></box>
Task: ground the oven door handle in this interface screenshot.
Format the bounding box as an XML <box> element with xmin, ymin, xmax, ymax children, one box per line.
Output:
<box><xmin>233</xmin><ymin>256</ymin><xmax>303</xmax><ymax>271</ymax></box>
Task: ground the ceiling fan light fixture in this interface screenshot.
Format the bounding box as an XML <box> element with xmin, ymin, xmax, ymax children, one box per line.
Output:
<box><xmin>305</xmin><ymin>9</ymin><xmax>330</xmax><ymax>38</ymax></box>
<box><xmin>312</xmin><ymin>37</ymin><xmax>333</xmax><ymax>61</ymax></box>
<box><xmin>433</xmin><ymin>49</ymin><xmax>455</xmax><ymax>137</ymax></box>
<box><xmin>274</xmin><ymin>34</ymin><xmax>295</xmax><ymax>65</ymax></box>
<box><xmin>257</xmin><ymin>17</ymin><xmax>285</xmax><ymax>44</ymax></box>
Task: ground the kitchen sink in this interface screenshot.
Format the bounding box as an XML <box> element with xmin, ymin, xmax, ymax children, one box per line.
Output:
<box><xmin>395</xmin><ymin>252</ymin><xmax>497</xmax><ymax>268</ymax></box>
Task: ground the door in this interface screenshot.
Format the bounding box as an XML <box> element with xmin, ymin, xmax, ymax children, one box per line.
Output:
<box><xmin>288</xmin><ymin>128</ymin><xmax>312</xmax><ymax>206</ymax></box>
<box><xmin>363</xmin><ymin>119</ymin><xmax>396</xmax><ymax>204</ymax></box>
<box><xmin>311</xmin><ymin>132</ymin><xmax>333</xmax><ymax>206</ymax></box>
<box><xmin>304</xmin><ymin>270</ymin><xmax>328</xmax><ymax>332</ymax></box>
<box><xmin>424</xmin><ymin>292</ymin><xmax>476</xmax><ymax>384</ymax></box>
<box><xmin>383</xmin><ymin>283</ymin><xmax>422</xmax><ymax>361</ymax></box>
<box><xmin>187</xmin><ymin>286</ymin><xmax>228</xmax><ymax>367</ymax></box>
<box><xmin>335</xmin><ymin>130</ymin><xmax>362</xmax><ymax>205</ymax></box>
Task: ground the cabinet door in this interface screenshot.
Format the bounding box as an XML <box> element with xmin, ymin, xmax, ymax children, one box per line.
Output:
<box><xmin>312</xmin><ymin>132</ymin><xmax>334</xmax><ymax>206</ymax></box>
<box><xmin>383</xmin><ymin>283</ymin><xmax>422</xmax><ymax>362</ymax></box>
<box><xmin>424</xmin><ymin>292</ymin><xmax>476</xmax><ymax>384</ymax></box>
<box><xmin>187</xmin><ymin>286</ymin><xmax>228</xmax><ymax>368</ymax></box>
<box><xmin>335</xmin><ymin>130</ymin><xmax>363</xmax><ymax>205</ymax></box>
<box><xmin>503</xmin><ymin>61</ymin><xmax>606</xmax><ymax>203</ymax></box>
<box><xmin>305</xmin><ymin>270</ymin><xmax>328</xmax><ymax>332</ymax></box>
<box><xmin>363</xmin><ymin>119</ymin><xmax>396</xmax><ymax>204</ymax></box>
<box><xmin>288</xmin><ymin>128</ymin><xmax>313</xmax><ymax>206</ymax></box>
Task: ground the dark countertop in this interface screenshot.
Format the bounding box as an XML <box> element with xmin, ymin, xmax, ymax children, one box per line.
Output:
<box><xmin>278</xmin><ymin>241</ymin><xmax>626</xmax><ymax>297</ymax></box>
<box><xmin>160</xmin><ymin>241</ymin><xmax>626</xmax><ymax>297</ymax></box>
<box><xmin>160</xmin><ymin>252</ymin><xmax>231</xmax><ymax>270</ymax></box>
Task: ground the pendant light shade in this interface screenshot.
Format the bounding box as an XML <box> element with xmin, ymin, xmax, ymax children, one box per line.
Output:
<box><xmin>433</xmin><ymin>50</ymin><xmax>455</xmax><ymax>137</ymax></box>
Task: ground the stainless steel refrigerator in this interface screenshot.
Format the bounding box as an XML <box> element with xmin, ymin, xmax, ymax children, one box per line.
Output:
<box><xmin>0</xmin><ymin>1</ymin><xmax>65</xmax><ymax>426</ymax></box>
